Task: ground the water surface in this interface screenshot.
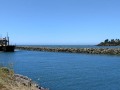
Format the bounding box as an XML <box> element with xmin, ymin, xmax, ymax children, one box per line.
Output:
<box><xmin>0</xmin><ymin>50</ymin><xmax>120</xmax><ymax>90</ymax></box>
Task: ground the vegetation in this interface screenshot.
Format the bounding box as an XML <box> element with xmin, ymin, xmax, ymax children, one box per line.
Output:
<box><xmin>97</xmin><ymin>39</ymin><xmax>120</xmax><ymax>46</ymax></box>
<box><xmin>0</xmin><ymin>65</ymin><xmax>42</xmax><ymax>90</ymax></box>
<box><xmin>0</xmin><ymin>66</ymin><xmax>14</xmax><ymax>90</ymax></box>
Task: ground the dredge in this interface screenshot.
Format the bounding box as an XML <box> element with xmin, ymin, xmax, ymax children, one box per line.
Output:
<box><xmin>0</xmin><ymin>35</ymin><xmax>15</xmax><ymax>52</ymax></box>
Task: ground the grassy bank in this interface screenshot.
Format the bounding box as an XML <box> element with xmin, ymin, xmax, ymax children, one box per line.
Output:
<box><xmin>0</xmin><ymin>66</ymin><xmax>47</xmax><ymax>90</ymax></box>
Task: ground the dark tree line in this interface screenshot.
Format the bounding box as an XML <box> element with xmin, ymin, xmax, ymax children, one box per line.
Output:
<box><xmin>97</xmin><ymin>39</ymin><xmax>120</xmax><ymax>46</ymax></box>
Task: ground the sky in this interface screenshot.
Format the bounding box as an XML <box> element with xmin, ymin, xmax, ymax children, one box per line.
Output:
<box><xmin>0</xmin><ymin>0</ymin><xmax>120</xmax><ymax>45</ymax></box>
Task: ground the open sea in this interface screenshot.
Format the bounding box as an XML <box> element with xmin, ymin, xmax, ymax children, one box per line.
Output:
<box><xmin>1</xmin><ymin>45</ymin><xmax>120</xmax><ymax>90</ymax></box>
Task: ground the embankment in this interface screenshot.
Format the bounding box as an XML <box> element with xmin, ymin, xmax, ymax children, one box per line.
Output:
<box><xmin>16</xmin><ymin>46</ymin><xmax>120</xmax><ymax>55</ymax></box>
<box><xmin>0</xmin><ymin>67</ymin><xmax>48</xmax><ymax>90</ymax></box>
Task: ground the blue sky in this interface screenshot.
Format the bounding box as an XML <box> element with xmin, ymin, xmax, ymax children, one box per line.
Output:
<box><xmin>0</xmin><ymin>0</ymin><xmax>120</xmax><ymax>45</ymax></box>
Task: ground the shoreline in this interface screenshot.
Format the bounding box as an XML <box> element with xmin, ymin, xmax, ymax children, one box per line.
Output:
<box><xmin>0</xmin><ymin>67</ymin><xmax>48</xmax><ymax>90</ymax></box>
<box><xmin>16</xmin><ymin>46</ymin><xmax>120</xmax><ymax>55</ymax></box>
<box><xmin>14</xmin><ymin>74</ymin><xmax>49</xmax><ymax>90</ymax></box>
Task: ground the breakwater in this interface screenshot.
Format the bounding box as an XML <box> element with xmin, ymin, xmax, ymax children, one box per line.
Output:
<box><xmin>16</xmin><ymin>46</ymin><xmax>120</xmax><ymax>55</ymax></box>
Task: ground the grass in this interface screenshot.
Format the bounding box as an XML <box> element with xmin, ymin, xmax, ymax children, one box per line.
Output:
<box><xmin>0</xmin><ymin>66</ymin><xmax>40</xmax><ymax>90</ymax></box>
<box><xmin>0</xmin><ymin>66</ymin><xmax>14</xmax><ymax>90</ymax></box>
<box><xmin>0</xmin><ymin>83</ymin><xmax>6</xmax><ymax>89</ymax></box>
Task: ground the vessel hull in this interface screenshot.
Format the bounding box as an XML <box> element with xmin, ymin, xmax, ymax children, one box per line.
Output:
<box><xmin>0</xmin><ymin>46</ymin><xmax>15</xmax><ymax>52</ymax></box>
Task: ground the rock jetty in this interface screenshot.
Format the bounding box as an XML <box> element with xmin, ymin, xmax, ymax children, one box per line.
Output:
<box><xmin>16</xmin><ymin>46</ymin><xmax>120</xmax><ymax>55</ymax></box>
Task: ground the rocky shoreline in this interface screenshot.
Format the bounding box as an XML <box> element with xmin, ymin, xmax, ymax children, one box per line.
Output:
<box><xmin>14</xmin><ymin>74</ymin><xmax>49</xmax><ymax>90</ymax></box>
<box><xmin>0</xmin><ymin>67</ymin><xmax>49</xmax><ymax>90</ymax></box>
<box><xmin>16</xmin><ymin>46</ymin><xmax>120</xmax><ymax>55</ymax></box>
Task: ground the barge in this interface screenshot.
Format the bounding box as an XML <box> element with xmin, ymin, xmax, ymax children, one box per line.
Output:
<box><xmin>0</xmin><ymin>35</ymin><xmax>15</xmax><ymax>52</ymax></box>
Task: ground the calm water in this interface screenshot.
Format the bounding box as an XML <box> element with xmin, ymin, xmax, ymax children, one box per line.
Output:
<box><xmin>1</xmin><ymin>48</ymin><xmax>120</xmax><ymax>90</ymax></box>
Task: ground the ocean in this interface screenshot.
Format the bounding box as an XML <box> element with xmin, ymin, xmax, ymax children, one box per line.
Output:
<box><xmin>0</xmin><ymin>45</ymin><xmax>120</xmax><ymax>90</ymax></box>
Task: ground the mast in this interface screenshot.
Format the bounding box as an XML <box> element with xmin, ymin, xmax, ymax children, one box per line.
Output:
<box><xmin>7</xmin><ymin>33</ymin><xmax>9</xmax><ymax>46</ymax></box>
